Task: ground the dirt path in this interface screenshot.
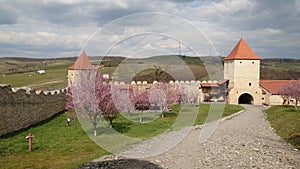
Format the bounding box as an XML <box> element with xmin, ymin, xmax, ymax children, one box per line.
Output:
<box><xmin>77</xmin><ymin>105</ymin><xmax>300</xmax><ymax>169</ymax></box>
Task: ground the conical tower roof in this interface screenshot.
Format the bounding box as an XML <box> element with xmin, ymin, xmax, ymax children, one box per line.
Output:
<box><xmin>68</xmin><ymin>51</ymin><xmax>96</xmax><ymax>70</ymax></box>
<box><xmin>224</xmin><ymin>38</ymin><xmax>260</xmax><ymax>61</ymax></box>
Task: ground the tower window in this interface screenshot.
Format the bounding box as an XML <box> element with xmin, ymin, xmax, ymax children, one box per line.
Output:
<box><xmin>252</xmin><ymin>61</ymin><xmax>254</xmax><ymax>64</ymax></box>
<box><xmin>240</xmin><ymin>61</ymin><xmax>242</xmax><ymax>63</ymax></box>
<box><xmin>249</xmin><ymin>83</ymin><xmax>252</xmax><ymax>86</ymax></box>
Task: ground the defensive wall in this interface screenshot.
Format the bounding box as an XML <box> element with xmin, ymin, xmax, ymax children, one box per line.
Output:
<box><xmin>110</xmin><ymin>80</ymin><xmax>218</xmax><ymax>85</ymax></box>
<box><xmin>0</xmin><ymin>80</ymin><xmax>219</xmax><ymax>136</ymax></box>
<box><xmin>0</xmin><ymin>84</ymin><xmax>67</xmax><ymax>136</ymax></box>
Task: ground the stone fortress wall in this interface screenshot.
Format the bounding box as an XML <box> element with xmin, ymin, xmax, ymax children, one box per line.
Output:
<box><xmin>111</xmin><ymin>80</ymin><xmax>220</xmax><ymax>103</ymax></box>
<box><xmin>0</xmin><ymin>84</ymin><xmax>67</xmax><ymax>136</ymax></box>
<box><xmin>111</xmin><ymin>80</ymin><xmax>218</xmax><ymax>85</ymax></box>
<box><xmin>0</xmin><ymin>80</ymin><xmax>219</xmax><ymax>136</ymax></box>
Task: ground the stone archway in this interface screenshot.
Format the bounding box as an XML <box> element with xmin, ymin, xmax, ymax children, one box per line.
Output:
<box><xmin>238</xmin><ymin>93</ymin><xmax>254</xmax><ymax>104</ymax></box>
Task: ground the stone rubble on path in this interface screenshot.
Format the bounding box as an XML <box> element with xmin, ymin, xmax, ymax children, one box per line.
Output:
<box><xmin>76</xmin><ymin>105</ymin><xmax>300</xmax><ymax>169</ymax></box>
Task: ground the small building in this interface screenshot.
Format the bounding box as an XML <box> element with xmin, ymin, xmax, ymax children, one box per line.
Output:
<box><xmin>36</xmin><ymin>70</ymin><xmax>45</xmax><ymax>74</ymax></box>
<box><xmin>199</xmin><ymin>79</ymin><xmax>228</xmax><ymax>102</ymax></box>
<box><xmin>260</xmin><ymin>80</ymin><xmax>295</xmax><ymax>105</ymax></box>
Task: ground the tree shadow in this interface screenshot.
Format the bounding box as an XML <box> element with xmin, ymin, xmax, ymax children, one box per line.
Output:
<box><xmin>75</xmin><ymin>158</ymin><xmax>164</xmax><ymax>169</ymax></box>
<box><xmin>112</xmin><ymin>121</ymin><xmax>131</xmax><ymax>134</ymax></box>
<box><xmin>287</xmin><ymin>135</ymin><xmax>300</xmax><ymax>149</ymax></box>
<box><xmin>0</xmin><ymin>111</ymin><xmax>64</xmax><ymax>139</ymax></box>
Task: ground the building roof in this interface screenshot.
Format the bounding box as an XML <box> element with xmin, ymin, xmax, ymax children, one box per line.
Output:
<box><xmin>201</xmin><ymin>83</ymin><xmax>219</xmax><ymax>87</ymax></box>
<box><xmin>224</xmin><ymin>38</ymin><xmax>260</xmax><ymax>61</ymax></box>
<box><xmin>260</xmin><ymin>80</ymin><xmax>294</xmax><ymax>95</ymax></box>
<box><xmin>217</xmin><ymin>79</ymin><xmax>229</xmax><ymax>85</ymax></box>
<box><xmin>200</xmin><ymin>79</ymin><xmax>229</xmax><ymax>88</ymax></box>
<box><xmin>68</xmin><ymin>51</ymin><xmax>96</xmax><ymax>70</ymax></box>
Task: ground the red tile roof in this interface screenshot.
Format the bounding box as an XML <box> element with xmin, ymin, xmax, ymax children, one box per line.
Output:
<box><xmin>259</xmin><ymin>80</ymin><xmax>294</xmax><ymax>94</ymax></box>
<box><xmin>217</xmin><ymin>79</ymin><xmax>229</xmax><ymax>85</ymax></box>
<box><xmin>224</xmin><ymin>38</ymin><xmax>260</xmax><ymax>61</ymax></box>
<box><xmin>201</xmin><ymin>83</ymin><xmax>219</xmax><ymax>87</ymax></box>
<box><xmin>68</xmin><ymin>51</ymin><xmax>96</xmax><ymax>70</ymax></box>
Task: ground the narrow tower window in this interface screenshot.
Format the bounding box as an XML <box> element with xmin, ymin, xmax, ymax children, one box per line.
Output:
<box><xmin>249</xmin><ymin>83</ymin><xmax>252</xmax><ymax>86</ymax></box>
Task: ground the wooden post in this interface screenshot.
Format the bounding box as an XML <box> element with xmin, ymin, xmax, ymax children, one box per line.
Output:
<box><xmin>26</xmin><ymin>133</ymin><xmax>34</xmax><ymax>151</ymax></box>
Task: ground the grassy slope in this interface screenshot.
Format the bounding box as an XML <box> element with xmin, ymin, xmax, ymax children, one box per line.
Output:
<box><xmin>0</xmin><ymin>104</ymin><xmax>243</xmax><ymax>169</ymax></box>
<box><xmin>0</xmin><ymin>62</ymin><xmax>71</xmax><ymax>89</ymax></box>
<box><xmin>265</xmin><ymin>106</ymin><xmax>300</xmax><ymax>149</ymax></box>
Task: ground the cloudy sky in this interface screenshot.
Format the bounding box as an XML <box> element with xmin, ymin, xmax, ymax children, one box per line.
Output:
<box><xmin>0</xmin><ymin>0</ymin><xmax>299</xmax><ymax>59</ymax></box>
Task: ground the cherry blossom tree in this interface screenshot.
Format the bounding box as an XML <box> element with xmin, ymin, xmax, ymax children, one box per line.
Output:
<box><xmin>278</xmin><ymin>80</ymin><xmax>300</xmax><ymax>109</ymax></box>
<box><xmin>278</xmin><ymin>84</ymin><xmax>293</xmax><ymax>105</ymax></box>
<box><xmin>290</xmin><ymin>80</ymin><xmax>300</xmax><ymax>109</ymax></box>
<box><xmin>66</xmin><ymin>70</ymin><xmax>118</xmax><ymax>136</ymax></box>
<box><xmin>131</xmin><ymin>87</ymin><xmax>150</xmax><ymax>112</ymax></box>
<box><xmin>112</xmin><ymin>87</ymin><xmax>134</xmax><ymax>116</ymax></box>
<box><xmin>150</xmin><ymin>82</ymin><xmax>180</xmax><ymax>117</ymax></box>
<box><xmin>94</xmin><ymin>76</ymin><xmax>118</xmax><ymax>128</ymax></box>
<box><xmin>180</xmin><ymin>85</ymin><xmax>199</xmax><ymax>104</ymax></box>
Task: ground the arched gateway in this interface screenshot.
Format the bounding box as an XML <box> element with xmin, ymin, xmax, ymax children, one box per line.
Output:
<box><xmin>238</xmin><ymin>93</ymin><xmax>254</xmax><ymax>104</ymax></box>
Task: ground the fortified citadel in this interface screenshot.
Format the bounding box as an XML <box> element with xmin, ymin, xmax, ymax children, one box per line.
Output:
<box><xmin>0</xmin><ymin>38</ymin><xmax>294</xmax><ymax>136</ymax></box>
<box><xmin>69</xmin><ymin>38</ymin><xmax>294</xmax><ymax>106</ymax></box>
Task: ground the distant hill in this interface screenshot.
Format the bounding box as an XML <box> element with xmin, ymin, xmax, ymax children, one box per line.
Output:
<box><xmin>0</xmin><ymin>55</ymin><xmax>299</xmax><ymax>81</ymax></box>
<box><xmin>126</xmin><ymin>55</ymin><xmax>300</xmax><ymax>81</ymax></box>
<box><xmin>260</xmin><ymin>58</ymin><xmax>300</xmax><ymax>80</ymax></box>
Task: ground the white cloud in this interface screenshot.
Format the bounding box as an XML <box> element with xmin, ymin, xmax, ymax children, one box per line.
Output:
<box><xmin>0</xmin><ymin>0</ymin><xmax>299</xmax><ymax>58</ymax></box>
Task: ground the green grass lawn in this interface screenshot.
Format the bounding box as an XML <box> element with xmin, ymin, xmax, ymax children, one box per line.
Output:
<box><xmin>0</xmin><ymin>104</ymin><xmax>242</xmax><ymax>169</ymax></box>
<box><xmin>265</xmin><ymin>105</ymin><xmax>300</xmax><ymax>149</ymax></box>
<box><xmin>0</xmin><ymin>111</ymin><xmax>108</xmax><ymax>169</ymax></box>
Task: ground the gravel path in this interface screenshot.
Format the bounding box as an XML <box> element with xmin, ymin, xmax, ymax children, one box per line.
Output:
<box><xmin>76</xmin><ymin>105</ymin><xmax>300</xmax><ymax>169</ymax></box>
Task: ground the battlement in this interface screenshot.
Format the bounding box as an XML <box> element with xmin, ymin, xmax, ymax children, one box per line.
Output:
<box><xmin>0</xmin><ymin>84</ymin><xmax>68</xmax><ymax>95</ymax></box>
<box><xmin>110</xmin><ymin>80</ymin><xmax>219</xmax><ymax>86</ymax></box>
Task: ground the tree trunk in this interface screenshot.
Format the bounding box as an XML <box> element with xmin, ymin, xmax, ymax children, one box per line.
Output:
<box><xmin>127</xmin><ymin>110</ymin><xmax>130</xmax><ymax>117</ymax></box>
<box><xmin>93</xmin><ymin>123</ymin><xmax>97</xmax><ymax>136</ymax></box>
<box><xmin>93</xmin><ymin>129</ymin><xmax>97</xmax><ymax>136</ymax></box>
<box><xmin>109</xmin><ymin>118</ymin><xmax>113</xmax><ymax>128</ymax></box>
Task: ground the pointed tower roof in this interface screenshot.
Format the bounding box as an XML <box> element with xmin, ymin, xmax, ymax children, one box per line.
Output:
<box><xmin>68</xmin><ymin>51</ymin><xmax>96</xmax><ymax>70</ymax></box>
<box><xmin>224</xmin><ymin>38</ymin><xmax>260</xmax><ymax>61</ymax></box>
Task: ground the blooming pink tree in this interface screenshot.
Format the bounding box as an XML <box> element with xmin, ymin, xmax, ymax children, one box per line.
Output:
<box><xmin>180</xmin><ymin>85</ymin><xmax>199</xmax><ymax>104</ymax></box>
<box><xmin>278</xmin><ymin>80</ymin><xmax>300</xmax><ymax>109</ymax></box>
<box><xmin>94</xmin><ymin>75</ymin><xmax>118</xmax><ymax>128</ymax></box>
<box><xmin>112</xmin><ymin>87</ymin><xmax>134</xmax><ymax>116</ymax></box>
<box><xmin>278</xmin><ymin>83</ymin><xmax>293</xmax><ymax>105</ymax></box>
<box><xmin>150</xmin><ymin>82</ymin><xmax>180</xmax><ymax>117</ymax></box>
<box><xmin>66</xmin><ymin>70</ymin><xmax>118</xmax><ymax>136</ymax></box>
<box><xmin>131</xmin><ymin>87</ymin><xmax>150</xmax><ymax>112</ymax></box>
<box><xmin>290</xmin><ymin>80</ymin><xmax>300</xmax><ymax>109</ymax></box>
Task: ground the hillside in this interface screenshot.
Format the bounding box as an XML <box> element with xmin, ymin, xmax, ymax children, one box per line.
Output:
<box><xmin>0</xmin><ymin>56</ymin><xmax>299</xmax><ymax>89</ymax></box>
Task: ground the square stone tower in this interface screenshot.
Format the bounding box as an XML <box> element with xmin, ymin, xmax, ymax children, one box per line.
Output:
<box><xmin>224</xmin><ymin>38</ymin><xmax>262</xmax><ymax>105</ymax></box>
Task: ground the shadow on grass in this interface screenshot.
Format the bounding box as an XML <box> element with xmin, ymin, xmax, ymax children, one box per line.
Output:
<box><xmin>287</xmin><ymin>135</ymin><xmax>300</xmax><ymax>149</ymax></box>
<box><xmin>0</xmin><ymin>111</ymin><xmax>65</xmax><ymax>139</ymax></box>
<box><xmin>112</xmin><ymin>121</ymin><xmax>131</xmax><ymax>134</ymax></box>
<box><xmin>75</xmin><ymin>158</ymin><xmax>163</xmax><ymax>169</ymax></box>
